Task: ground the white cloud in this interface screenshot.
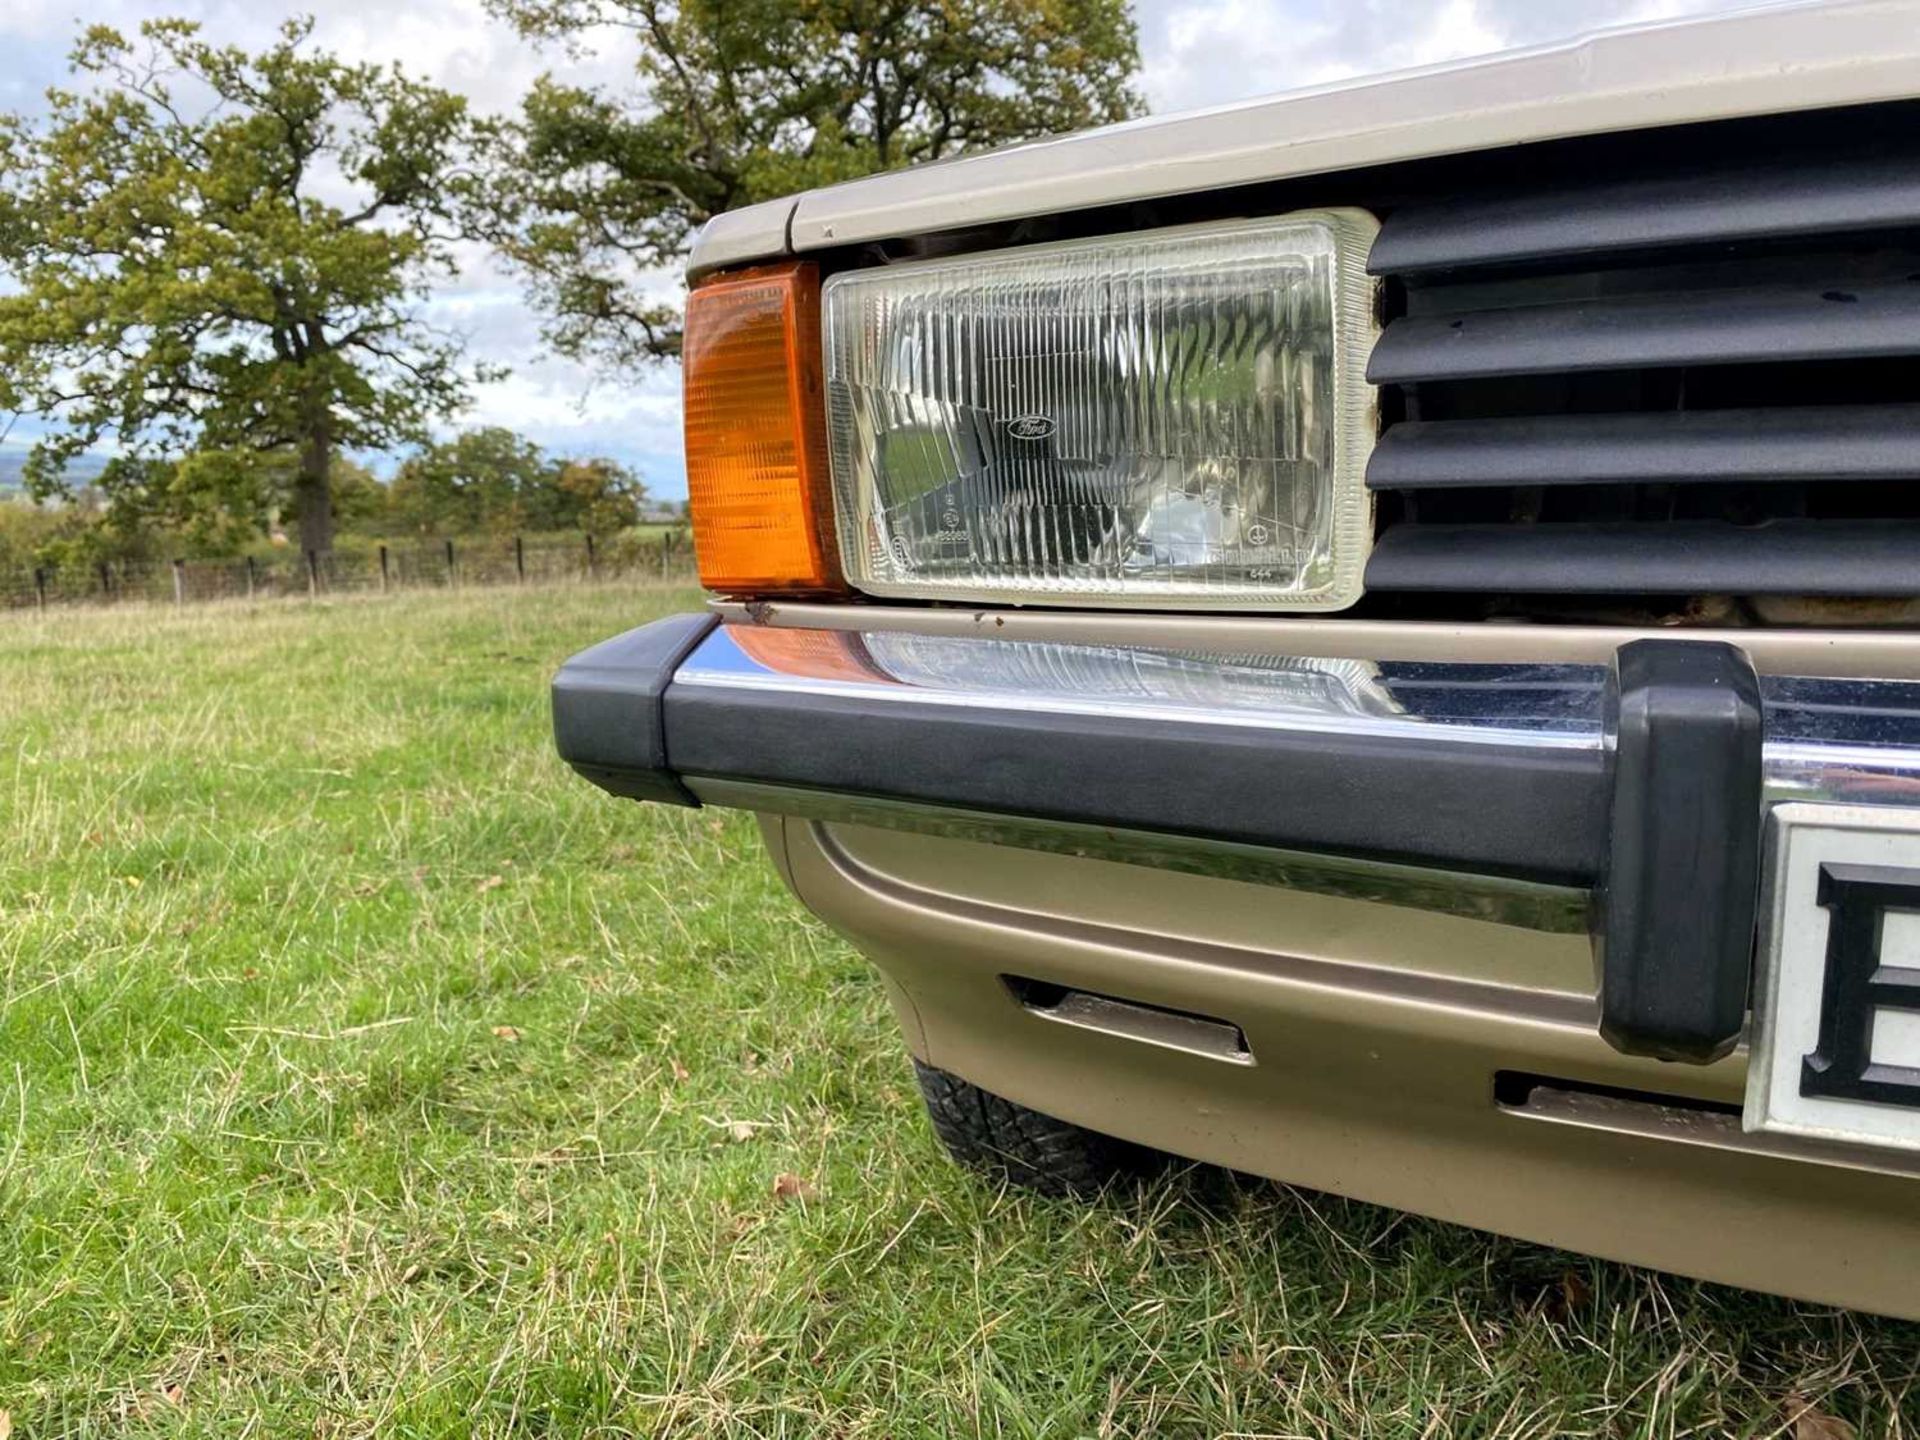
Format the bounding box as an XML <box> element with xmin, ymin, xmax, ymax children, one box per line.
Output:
<box><xmin>0</xmin><ymin>0</ymin><xmax>633</xmax><ymax>107</ymax></box>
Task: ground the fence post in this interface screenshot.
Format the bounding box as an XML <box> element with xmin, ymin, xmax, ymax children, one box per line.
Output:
<box><xmin>378</xmin><ymin>544</ymin><xmax>390</xmax><ymax>593</ymax></box>
<box><xmin>171</xmin><ymin>558</ymin><xmax>186</xmax><ymax>606</ymax></box>
<box><xmin>584</xmin><ymin>532</ymin><xmax>596</xmax><ymax>577</ymax></box>
<box><xmin>660</xmin><ymin>528</ymin><xmax>675</xmax><ymax>578</ymax></box>
<box><xmin>515</xmin><ymin>534</ymin><xmax>525</xmax><ymax>583</ymax></box>
<box><xmin>97</xmin><ymin>560</ymin><xmax>111</xmax><ymax>600</ymax></box>
<box><xmin>306</xmin><ymin>549</ymin><xmax>320</xmax><ymax>598</ymax></box>
<box><xmin>245</xmin><ymin>555</ymin><xmax>256</xmax><ymax>598</ymax></box>
<box><xmin>33</xmin><ymin>567</ymin><xmax>47</xmax><ymax>611</ymax></box>
<box><xmin>444</xmin><ymin>538</ymin><xmax>456</xmax><ymax>586</ymax></box>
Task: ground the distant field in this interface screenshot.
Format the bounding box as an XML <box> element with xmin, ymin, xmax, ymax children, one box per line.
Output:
<box><xmin>2</xmin><ymin>586</ymin><xmax>1915</xmax><ymax>1436</ymax></box>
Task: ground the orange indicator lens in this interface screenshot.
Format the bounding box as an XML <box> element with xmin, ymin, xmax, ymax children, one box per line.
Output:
<box><xmin>683</xmin><ymin>262</ymin><xmax>842</xmax><ymax>594</ymax></box>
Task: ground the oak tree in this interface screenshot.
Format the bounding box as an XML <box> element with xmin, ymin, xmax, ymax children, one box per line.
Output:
<box><xmin>0</xmin><ymin>18</ymin><xmax>498</xmax><ymax>556</ymax></box>
<box><xmin>484</xmin><ymin>0</ymin><xmax>1142</xmax><ymax>373</ymax></box>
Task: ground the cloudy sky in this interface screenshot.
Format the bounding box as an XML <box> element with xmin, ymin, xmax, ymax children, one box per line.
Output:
<box><xmin>0</xmin><ymin>0</ymin><xmax>1773</xmax><ymax>497</ymax></box>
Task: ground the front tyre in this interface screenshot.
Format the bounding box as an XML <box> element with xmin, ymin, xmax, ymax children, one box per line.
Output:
<box><xmin>913</xmin><ymin>1060</ymin><xmax>1163</xmax><ymax>1197</ymax></box>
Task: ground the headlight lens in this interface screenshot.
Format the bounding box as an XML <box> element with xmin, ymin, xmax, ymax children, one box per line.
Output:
<box><xmin>822</xmin><ymin>210</ymin><xmax>1380</xmax><ymax>610</ymax></box>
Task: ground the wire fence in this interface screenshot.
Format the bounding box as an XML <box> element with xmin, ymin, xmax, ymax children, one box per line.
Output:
<box><xmin>1</xmin><ymin>531</ymin><xmax>696</xmax><ymax>611</ymax></box>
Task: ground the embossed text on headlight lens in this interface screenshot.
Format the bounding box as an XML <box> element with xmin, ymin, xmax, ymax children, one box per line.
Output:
<box><xmin>821</xmin><ymin>211</ymin><xmax>1380</xmax><ymax>610</ymax></box>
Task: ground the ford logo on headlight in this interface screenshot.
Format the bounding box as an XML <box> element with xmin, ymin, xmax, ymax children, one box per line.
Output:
<box><xmin>1004</xmin><ymin>415</ymin><xmax>1056</xmax><ymax>441</ymax></box>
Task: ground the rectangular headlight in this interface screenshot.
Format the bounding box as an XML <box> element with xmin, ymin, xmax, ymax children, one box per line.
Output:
<box><xmin>822</xmin><ymin>211</ymin><xmax>1380</xmax><ymax>611</ymax></box>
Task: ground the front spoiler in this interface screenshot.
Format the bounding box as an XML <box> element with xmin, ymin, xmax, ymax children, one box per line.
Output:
<box><xmin>553</xmin><ymin>611</ymin><xmax>1920</xmax><ymax>1065</ymax></box>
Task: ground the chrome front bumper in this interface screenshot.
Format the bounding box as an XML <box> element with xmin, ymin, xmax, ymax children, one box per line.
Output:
<box><xmin>553</xmin><ymin>611</ymin><xmax>1920</xmax><ymax>1064</ymax></box>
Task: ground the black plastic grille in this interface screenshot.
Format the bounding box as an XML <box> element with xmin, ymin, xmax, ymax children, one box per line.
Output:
<box><xmin>1362</xmin><ymin>145</ymin><xmax>1920</xmax><ymax>604</ymax></box>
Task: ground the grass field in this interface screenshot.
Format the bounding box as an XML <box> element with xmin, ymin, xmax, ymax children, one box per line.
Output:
<box><xmin>2</xmin><ymin>584</ymin><xmax>1916</xmax><ymax>1437</ymax></box>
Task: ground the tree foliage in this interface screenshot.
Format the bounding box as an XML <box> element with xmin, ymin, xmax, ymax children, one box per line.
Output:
<box><xmin>1</xmin><ymin>449</ymin><xmax>390</xmax><ymax>571</ymax></box>
<box><xmin>389</xmin><ymin>427</ymin><xmax>647</xmax><ymax>536</ymax></box>
<box><xmin>0</xmin><ymin>495</ymin><xmax>98</xmax><ymax>572</ymax></box>
<box><xmin>484</xmin><ymin>0</ymin><xmax>1142</xmax><ymax>372</ymax></box>
<box><xmin>0</xmin><ymin>18</ymin><xmax>498</xmax><ymax>555</ymax></box>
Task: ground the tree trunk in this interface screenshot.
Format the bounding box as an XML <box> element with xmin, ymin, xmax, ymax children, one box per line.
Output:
<box><xmin>295</xmin><ymin>420</ymin><xmax>334</xmax><ymax>557</ymax></box>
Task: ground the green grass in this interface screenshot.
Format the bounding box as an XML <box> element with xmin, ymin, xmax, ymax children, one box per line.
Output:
<box><xmin>1</xmin><ymin>584</ymin><xmax>1915</xmax><ymax>1437</ymax></box>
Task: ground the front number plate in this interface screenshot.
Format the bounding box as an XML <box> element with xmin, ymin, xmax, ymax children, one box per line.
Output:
<box><xmin>1746</xmin><ymin>803</ymin><xmax>1920</xmax><ymax>1153</ymax></box>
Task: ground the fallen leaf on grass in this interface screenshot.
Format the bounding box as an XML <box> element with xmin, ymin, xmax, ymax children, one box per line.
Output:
<box><xmin>129</xmin><ymin>1383</ymin><xmax>185</xmax><ymax>1419</ymax></box>
<box><xmin>772</xmin><ymin>1172</ymin><xmax>816</xmax><ymax>1202</ymax></box>
<box><xmin>1557</xmin><ymin>1270</ymin><xmax>1591</xmax><ymax>1312</ymax></box>
<box><xmin>1785</xmin><ymin>1394</ymin><xmax>1857</xmax><ymax>1440</ymax></box>
<box><xmin>728</xmin><ymin>1120</ymin><xmax>757</xmax><ymax>1143</ymax></box>
<box><xmin>669</xmin><ymin>1058</ymin><xmax>690</xmax><ymax>1083</ymax></box>
<box><xmin>491</xmin><ymin>1025</ymin><xmax>521</xmax><ymax>1042</ymax></box>
<box><xmin>1</xmin><ymin>1407</ymin><xmax>13</xmax><ymax>1439</ymax></box>
<box><xmin>476</xmin><ymin>874</ymin><xmax>505</xmax><ymax>894</ymax></box>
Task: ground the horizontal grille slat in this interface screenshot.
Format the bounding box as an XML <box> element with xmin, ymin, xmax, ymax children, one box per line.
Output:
<box><xmin>1365</xmin><ymin>521</ymin><xmax>1920</xmax><ymax>596</ymax></box>
<box><xmin>1368</xmin><ymin>156</ymin><xmax>1920</xmax><ymax>276</ymax></box>
<box><xmin>1367</xmin><ymin>405</ymin><xmax>1920</xmax><ymax>490</ymax></box>
<box><xmin>1367</xmin><ymin>282</ymin><xmax>1920</xmax><ymax>384</ymax></box>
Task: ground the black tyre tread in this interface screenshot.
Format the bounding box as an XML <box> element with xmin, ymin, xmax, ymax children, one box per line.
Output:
<box><xmin>913</xmin><ymin>1060</ymin><xmax>1158</xmax><ymax>1197</ymax></box>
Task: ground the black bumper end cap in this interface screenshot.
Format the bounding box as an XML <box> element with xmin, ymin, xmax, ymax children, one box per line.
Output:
<box><xmin>551</xmin><ymin>611</ymin><xmax>718</xmax><ymax>807</ymax></box>
<box><xmin>1596</xmin><ymin>638</ymin><xmax>1763</xmax><ymax>1064</ymax></box>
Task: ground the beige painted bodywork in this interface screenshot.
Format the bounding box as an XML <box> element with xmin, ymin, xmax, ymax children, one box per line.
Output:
<box><xmin>755</xmin><ymin>796</ymin><xmax>1920</xmax><ymax>1319</ymax></box>
<box><xmin>692</xmin><ymin>0</ymin><xmax>1920</xmax><ymax>276</ymax></box>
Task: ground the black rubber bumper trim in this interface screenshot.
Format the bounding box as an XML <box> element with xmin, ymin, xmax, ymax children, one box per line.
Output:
<box><xmin>551</xmin><ymin>612</ymin><xmax>718</xmax><ymax>806</ymax></box>
<box><xmin>1595</xmin><ymin>639</ymin><xmax>1763</xmax><ymax>1064</ymax></box>
<box><xmin>662</xmin><ymin>683</ymin><xmax>1611</xmax><ymax>885</ymax></box>
<box><xmin>552</xmin><ymin>616</ymin><xmax>1770</xmax><ymax>1064</ymax></box>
